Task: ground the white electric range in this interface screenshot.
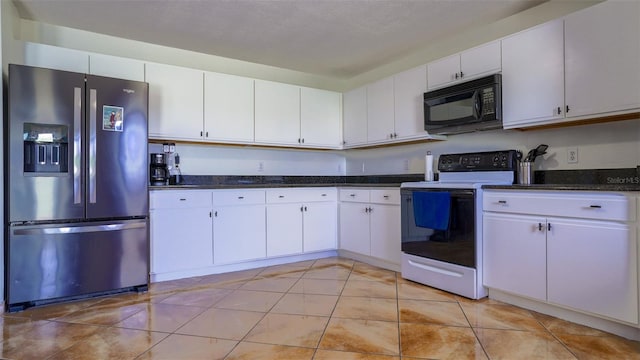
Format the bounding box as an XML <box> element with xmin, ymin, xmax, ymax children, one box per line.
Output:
<box><xmin>400</xmin><ymin>150</ymin><xmax>519</xmax><ymax>299</ymax></box>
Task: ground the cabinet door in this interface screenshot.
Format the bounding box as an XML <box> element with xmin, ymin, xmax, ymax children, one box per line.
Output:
<box><xmin>266</xmin><ymin>204</ymin><xmax>303</xmax><ymax>257</ymax></box>
<box><xmin>459</xmin><ymin>41</ymin><xmax>501</xmax><ymax>81</ymax></box>
<box><xmin>89</xmin><ymin>54</ymin><xmax>145</xmax><ymax>81</ymax></box>
<box><xmin>151</xmin><ymin>207</ymin><xmax>213</xmax><ymax>274</ymax></box>
<box><xmin>303</xmin><ymin>202</ymin><xmax>337</xmax><ymax>252</ymax></box>
<box><xmin>23</xmin><ymin>42</ymin><xmax>89</xmax><ymax>73</ymax></box>
<box><xmin>255</xmin><ymin>80</ymin><xmax>300</xmax><ymax>145</ymax></box>
<box><xmin>367</xmin><ymin>76</ymin><xmax>395</xmax><ymax>143</ymax></box>
<box><xmin>343</xmin><ymin>86</ymin><xmax>368</xmax><ymax>147</ymax></box>
<box><xmin>339</xmin><ymin>202</ymin><xmax>370</xmax><ymax>255</ymax></box>
<box><xmin>427</xmin><ymin>54</ymin><xmax>460</xmax><ymax>90</ymax></box>
<box><xmin>565</xmin><ymin>0</ymin><xmax>640</xmax><ymax>118</ymax></box>
<box><xmin>204</xmin><ymin>72</ymin><xmax>254</xmax><ymax>143</ymax></box>
<box><xmin>146</xmin><ymin>63</ymin><xmax>204</xmax><ymax>140</ymax></box>
<box><xmin>483</xmin><ymin>213</ymin><xmax>547</xmax><ymax>301</ymax></box>
<box><xmin>213</xmin><ymin>205</ymin><xmax>266</xmax><ymax>264</ymax></box>
<box><xmin>394</xmin><ymin>65</ymin><xmax>428</xmax><ymax>139</ymax></box>
<box><xmin>300</xmin><ymin>87</ymin><xmax>342</xmax><ymax>148</ymax></box>
<box><xmin>369</xmin><ymin>204</ymin><xmax>401</xmax><ymax>264</ymax></box>
<box><xmin>547</xmin><ymin>218</ymin><xmax>637</xmax><ymax>324</ymax></box>
<box><xmin>501</xmin><ymin>20</ymin><xmax>564</xmax><ymax>128</ymax></box>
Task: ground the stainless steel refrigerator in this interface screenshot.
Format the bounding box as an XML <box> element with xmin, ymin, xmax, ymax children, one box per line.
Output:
<box><xmin>6</xmin><ymin>64</ymin><xmax>149</xmax><ymax>311</ymax></box>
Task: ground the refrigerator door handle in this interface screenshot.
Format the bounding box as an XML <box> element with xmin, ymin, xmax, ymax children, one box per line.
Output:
<box><xmin>74</xmin><ymin>87</ymin><xmax>82</xmax><ymax>204</ymax></box>
<box><xmin>13</xmin><ymin>221</ymin><xmax>146</xmax><ymax>236</ymax></box>
<box><xmin>89</xmin><ymin>89</ymin><xmax>97</xmax><ymax>204</ymax></box>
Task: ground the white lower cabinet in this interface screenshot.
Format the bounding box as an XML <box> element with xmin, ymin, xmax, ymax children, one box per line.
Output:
<box><xmin>150</xmin><ymin>190</ymin><xmax>213</xmax><ymax>275</ymax></box>
<box><xmin>339</xmin><ymin>188</ymin><xmax>401</xmax><ymax>265</ymax></box>
<box><xmin>212</xmin><ymin>189</ymin><xmax>266</xmax><ymax>264</ymax></box>
<box><xmin>266</xmin><ymin>188</ymin><xmax>337</xmax><ymax>257</ymax></box>
<box><xmin>483</xmin><ymin>190</ymin><xmax>638</xmax><ymax>324</ymax></box>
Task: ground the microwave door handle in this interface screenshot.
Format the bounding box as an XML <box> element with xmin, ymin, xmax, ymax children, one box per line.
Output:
<box><xmin>473</xmin><ymin>90</ymin><xmax>483</xmax><ymax>120</ymax></box>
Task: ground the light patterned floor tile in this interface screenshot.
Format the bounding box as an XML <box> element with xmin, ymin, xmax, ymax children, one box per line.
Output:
<box><xmin>115</xmin><ymin>303</ymin><xmax>204</xmax><ymax>332</ymax></box>
<box><xmin>225</xmin><ymin>342</ymin><xmax>315</xmax><ymax>360</ymax></box>
<box><xmin>555</xmin><ymin>333</ymin><xmax>640</xmax><ymax>360</ymax></box>
<box><xmin>313</xmin><ymin>349</ymin><xmax>400</xmax><ymax>359</ymax></box>
<box><xmin>288</xmin><ymin>278</ymin><xmax>346</xmax><ymax>295</ymax></box>
<box><xmin>400</xmin><ymin>323</ymin><xmax>487</xmax><ymax>359</ymax></box>
<box><xmin>136</xmin><ymin>334</ymin><xmax>237</xmax><ymax>359</ymax></box>
<box><xmin>342</xmin><ymin>279</ymin><xmax>397</xmax><ymax>298</ymax></box>
<box><xmin>399</xmin><ymin>299</ymin><xmax>468</xmax><ymax>326</ymax></box>
<box><xmin>213</xmin><ymin>289</ymin><xmax>283</xmax><ymax>312</ymax></box>
<box><xmin>175</xmin><ymin>308</ymin><xmax>264</xmax><ymax>340</ymax></box>
<box><xmin>271</xmin><ymin>293</ymin><xmax>339</xmax><ymax>316</ymax></box>
<box><xmin>244</xmin><ymin>313</ymin><xmax>329</xmax><ymax>347</ymax></box>
<box><xmin>475</xmin><ymin>327</ymin><xmax>577</xmax><ymax>359</ymax></box>
<box><xmin>460</xmin><ymin>301</ymin><xmax>548</xmax><ymax>332</ymax></box>
<box><xmin>319</xmin><ymin>318</ymin><xmax>399</xmax><ymax>356</ymax></box>
<box><xmin>332</xmin><ymin>297</ymin><xmax>398</xmax><ymax>321</ymax></box>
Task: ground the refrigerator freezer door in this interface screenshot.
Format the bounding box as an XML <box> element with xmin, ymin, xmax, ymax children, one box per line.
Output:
<box><xmin>86</xmin><ymin>75</ymin><xmax>149</xmax><ymax>219</ymax></box>
<box><xmin>8</xmin><ymin>64</ymin><xmax>86</xmax><ymax>222</ymax></box>
<box><xmin>7</xmin><ymin>219</ymin><xmax>149</xmax><ymax>308</ymax></box>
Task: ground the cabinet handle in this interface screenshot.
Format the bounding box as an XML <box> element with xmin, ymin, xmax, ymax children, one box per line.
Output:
<box><xmin>455</xmin><ymin>72</ymin><xmax>459</xmax><ymax>79</ymax></box>
<box><xmin>300</xmin><ymin>206</ymin><xmax>304</xmax><ymax>212</ymax></box>
<box><xmin>556</xmin><ymin>107</ymin><xmax>561</xmax><ymax>115</ymax></box>
<box><xmin>538</xmin><ymin>223</ymin><xmax>543</xmax><ymax>231</ymax></box>
<box><xmin>200</xmin><ymin>131</ymin><xmax>203</xmax><ymax>137</ymax></box>
<box><xmin>548</xmin><ymin>223</ymin><xmax>552</xmax><ymax>231</ymax></box>
<box><xmin>383</xmin><ymin>195</ymin><xmax>389</xmax><ymax>199</ymax></box>
<box><xmin>368</xmin><ymin>207</ymin><xmax>373</xmax><ymax>212</ymax></box>
<box><xmin>214</xmin><ymin>211</ymin><xmax>218</xmax><ymax>217</ymax></box>
<box><xmin>209</xmin><ymin>211</ymin><xmax>212</xmax><ymax>218</ymax></box>
<box><xmin>206</xmin><ymin>131</ymin><xmax>209</xmax><ymax>137</ymax></box>
<box><xmin>365</xmin><ymin>207</ymin><xmax>369</xmax><ymax>213</ymax></box>
<box><xmin>278</xmin><ymin>195</ymin><xmax>285</xmax><ymax>198</ymax></box>
<box><xmin>238</xmin><ymin>196</ymin><xmax>244</xmax><ymax>200</ymax></box>
<box><xmin>459</xmin><ymin>71</ymin><xmax>464</xmax><ymax>78</ymax></box>
<box><xmin>304</xmin><ymin>206</ymin><xmax>307</xmax><ymax>212</ymax></box>
<box><xmin>566</xmin><ymin>105</ymin><xmax>570</xmax><ymax>113</ymax></box>
<box><xmin>301</xmin><ymin>138</ymin><xmax>305</xmax><ymax>144</ymax></box>
<box><xmin>179</xmin><ymin>198</ymin><xmax>186</xmax><ymax>201</ymax></box>
<box><xmin>589</xmin><ymin>205</ymin><xmax>602</xmax><ymax>209</ymax></box>
<box><xmin>321</xmin><ymin>194</ymin><xmax>327</xmax><ymax>197</ymax></box>
<box><xmin>350</xmin><ymin>194</ymin><xmax>356</xmax><ymax>197</ymax></box>
<box><xmin>497</xmin><ymin>200</ymin><xmax>507</xmax><ymax>204</ymax></box>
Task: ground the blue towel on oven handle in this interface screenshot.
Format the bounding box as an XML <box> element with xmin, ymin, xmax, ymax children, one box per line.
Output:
<box><xmin>412</xmin><ymin>191</ymin><xmax>451</xmax><ymax>230</ymax></box>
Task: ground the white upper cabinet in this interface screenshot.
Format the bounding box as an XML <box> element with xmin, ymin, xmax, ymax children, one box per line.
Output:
<box><xmin>204</xmin><ymin>71</ymin><xmax>255</xmax><ymax>143</ymax></box>
<box><xmin>300</xmin><ymin>87</ymin><xmax>342</xmax><ymax>148</ymax></box>
<box><xmin>501</xmin><ymin>19</ymin><xmax>565</xmax><ymax>128</ymax></box>
<box><xmin>564</xmin><ymin>0</ymin><xmax>640</xmax><ymax>118</ymax></box>
<box><xmin>343</xmin><ymin>86</ymin><xmax>368</xmax><ymax>147</ymax></box>
<box><xmin>89</xmin><ymin>53</ymin><xmax>145</xmax><ymax>81</ymax></box>
<box><xmin>366</xmin><ymin>76</ymin><xmax>395</xmax><ymax>143</ymax></box>
<box><xmin>146</xmin><ymin>62</ymin><xmax>204</xmax><ymax>140</ymax></box>
<box><xmin>254</xmin><ymin>80</ymin><xmax>301</xmax><ymax>146</ymax></box>
<box><xmin>394</xmin><ymin>65</ymin><xmax>428</xmax><ymax>140</ymax></box>
<box><xmin>23</xmin><ymin>42</ymin><xmax>89</xmax><ymax>73</ymax></box>
<box><xmin>427</xmin><ymin>40</ymin><xmax>501</xmax><ymax>90</ymax></box>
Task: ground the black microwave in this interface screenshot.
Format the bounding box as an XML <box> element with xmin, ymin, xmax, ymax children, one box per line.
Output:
<box><xmin>424</xmin><ymin>74</ymin><xmax>502</xmax><ymax>135</ymax></box>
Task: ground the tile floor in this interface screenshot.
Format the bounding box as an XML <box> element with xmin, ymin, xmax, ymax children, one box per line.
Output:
<box><xmin>2</xmin><ymin>257</ymin><xmax>639</xmax><ymax>359</ymax></box>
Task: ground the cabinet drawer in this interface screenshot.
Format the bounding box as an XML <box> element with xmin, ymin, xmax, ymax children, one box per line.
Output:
<box><xmin>339</xmin><ymin>188</ymin><xmax>370</xmax><ymax>203</ymax></box>
<box><xmin>370</xmin><ymin>189</ymin><xmax>400</xmax><ymax>205</ymax></box>
<box><xmin>484</xmin><ymin>191</ymin><xmax>635</xmax><ymax>222</ymax></box>
<box><xmin>212</xmin><ymin>189</ymin><xmax>265</xmax><ymax>206</ymax></box>
<box><xmin>150</xmin><ymin>190</ymin><xmax>212</xmax><ymax>209</ymax></box>
<box><xmin>267</xmin><ymin>187</ymin><xmax>337</xmax><ymax>203</ymax></box>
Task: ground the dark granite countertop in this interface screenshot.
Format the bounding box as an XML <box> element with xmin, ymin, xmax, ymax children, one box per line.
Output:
<box><xmin>484</xmin><ymin>168</ymin><xmax>640</xmax><ymax>192</ymax></box>
<box><xmin>483</xmin><ymin>184</ymin><xmax>640</xmax><ymax>192</ymax></box>
<box><xmin>150</xmin><ymin>174</ymin><xmax>423</xmax><ymax>190</ymax></box>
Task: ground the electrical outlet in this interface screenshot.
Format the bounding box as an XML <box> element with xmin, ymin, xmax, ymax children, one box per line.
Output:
<box><xmin>361</xmin><ymin>162</ymin><xmax>365</xmax><ymax>173</ymax></box>
<box><xmin>567</xmin><ymin>147</ymin><xmax>578</xmax><ymax>163</ymax></box>
<box><xmin>403</xmin><ymin>159</ymin><xmax>410</xmax><ymax>171</ymax></box>
<box><xmin>258</xmin><ymin>162</ymin><xmax>264</xmax><ymax>172</ymax></box>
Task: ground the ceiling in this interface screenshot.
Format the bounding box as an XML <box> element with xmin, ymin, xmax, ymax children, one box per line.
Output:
<box><xmin>12</xmin><ymin>0</ymin><xmax>547</xmax><ymax>79</ymax></box>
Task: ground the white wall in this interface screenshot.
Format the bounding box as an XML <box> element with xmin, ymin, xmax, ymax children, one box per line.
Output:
<box><xmin>149</xmin><ymin>143</ymin><xmax>345</xmax><ymax>176</ymax></box>
<box><xmin>345</xmin><ymin>118</ymin><xmax>640</xmax><ymax>175</ymax></box>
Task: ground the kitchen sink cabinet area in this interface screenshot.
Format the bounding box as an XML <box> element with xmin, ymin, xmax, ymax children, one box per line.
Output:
<box><xmin>266</xmin><ymin>188</ymin><xmax>337</xmax><ymax>257</ymax></box>
<box><xmin>482</xmin><ymin>190</ymin><xmax>639</xmax><ymax>332</ymax></box>
<box><xmin>338</xmin><ymin>188</ymin><xmax>401</xmax><ymax>269</ymax></box>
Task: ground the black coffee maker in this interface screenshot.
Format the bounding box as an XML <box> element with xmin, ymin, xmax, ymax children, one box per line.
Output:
<box><xmin>150</xmin><ymin>153</ymin><xmax>168</xmax><ymax>185</ymax></box>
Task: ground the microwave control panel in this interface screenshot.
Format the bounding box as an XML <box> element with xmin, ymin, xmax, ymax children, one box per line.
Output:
<box><xmin>438</xmin><ymin>150</ymin><xmax>518</xmax><ymax>172</ymax></box>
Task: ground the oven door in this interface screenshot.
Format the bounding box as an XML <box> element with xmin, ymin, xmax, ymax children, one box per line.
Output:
<box><xmin>401</xmin><ymin>188</ymin><xmax>476</xmax><ymax>268</ymax></box>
